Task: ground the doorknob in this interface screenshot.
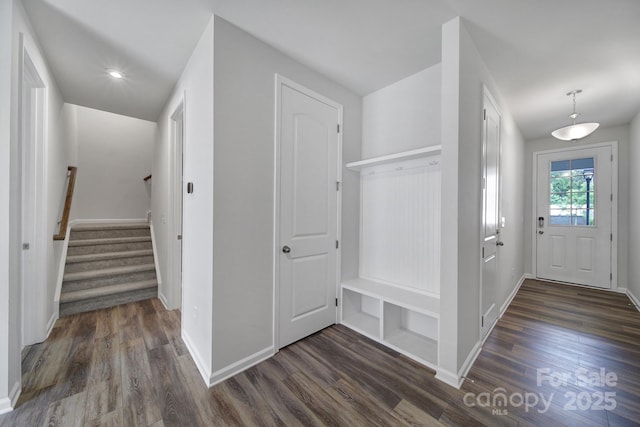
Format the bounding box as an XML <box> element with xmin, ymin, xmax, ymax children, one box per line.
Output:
<box><xmin>282</xmin><ymin>245</ymin><xmax>291</xmax><ymax>254</ymax></box>
<box><xmin>496</xmin><ymin>241</ymin><xmax>504</xmax><ymax>246</ymax></box>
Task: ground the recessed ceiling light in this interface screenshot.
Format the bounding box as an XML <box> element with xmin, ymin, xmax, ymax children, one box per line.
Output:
<box><xmin>106</xmin><ymin>69</ymin><xmax>125</xmax><ymax>79</ymax></box>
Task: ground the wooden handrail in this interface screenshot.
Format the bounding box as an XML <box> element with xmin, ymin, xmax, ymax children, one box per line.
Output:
<box><xmin>143</xmin><ymin>174</ymin><xmax>152</xmax><ymax>182</ymax></box>
<box><xmin>53</xmin><ymin>166</ymin><xmax>77</xmax><ymax>241</ymax></box>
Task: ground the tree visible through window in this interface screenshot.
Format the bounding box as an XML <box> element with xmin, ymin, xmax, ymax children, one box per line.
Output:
<box><xmin>549</xmin><ymin>157</ymin><xmax>595</xmax><ymax>226</ymax></box>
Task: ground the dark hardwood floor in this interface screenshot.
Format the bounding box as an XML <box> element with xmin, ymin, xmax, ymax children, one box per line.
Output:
<box><xmin>1</xmin><ymin>279</ymin><xmax>639</xmax><ymax>426</ymax></box>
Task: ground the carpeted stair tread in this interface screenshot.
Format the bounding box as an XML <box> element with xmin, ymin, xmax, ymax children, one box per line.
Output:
<box><xmin>60</xmin><ymin>279</ymin><xmax>158</xmax><ymax>304</ymax></box>
<box><xmin>63</xmin><ymin>263</ymin><xmax>156</xmax><ymax>282</ymax></box>
<box><xmin>69</xmin><ymin>236</ymin><xmax>151</xmax><ymax>247</ymax></box>
<box><xmin>66</xmin><ymin>249</ymin><xmax>153</xmax><ymax>264</ymax></box>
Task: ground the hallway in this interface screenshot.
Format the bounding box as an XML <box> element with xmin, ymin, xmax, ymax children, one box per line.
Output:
<box><xmin>1</xmin><ymin>280</ymin><xmax>639</xmax><ymax>426</ymax></box>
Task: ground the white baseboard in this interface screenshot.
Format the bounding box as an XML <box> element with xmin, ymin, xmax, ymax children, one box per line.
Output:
<box><xmin>0</xmin><ymin>380</ymin><xmax>21</xmax><ymax>414</ymax></box>
<box><xmin>457</xmin><ymin>341</ymin><xmax>482</xmax><ymax>386</ymax></box>
<box><xmin>209</xmin><ymin>347</ymin><xmax>274</xmax><ymax>387</ymax></box>
<box><xmin>627</xmin><ymin>288</ymin><xmax>640</xmax><ymax>312</ymax></box>
<box><xmin>157</xmin><ymin>292</ymin><xmax>170</xmax><ymax>311</ymax></box>
<box><xmin>44</xmin><ymin>311</ymin><xmax>57</xmax><ymax>339</ymax></box>
<box><xmin>443</xmin><ymin>273</ymin><xmax>527</xmax><ymax>390</ymax></box>
<box><xmin>182</xmin><ymin>331</ymin><xmax>212</xmax><ymax>386</ymax></box>
<box><xmin>435</xmin><ymin>368</ymin><xmax>463</xmax><ymax>389</ymax></box>
<box><xmin>500</xmin><ymin>274</ymin><xmax>527</xmax><ymax>316</ymax></box>
<box><xmin>149</xmin><ymin>221</ymin><xmax>163</xmax><ymax>299</ymax></box>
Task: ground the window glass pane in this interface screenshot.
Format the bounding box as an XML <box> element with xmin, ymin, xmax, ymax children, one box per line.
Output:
<box><xmin>550</xmin><ymin>209</ymin><xmax>571</xmax><ymax>225</ymax></box>
<box><xmin>548</xmin><ymin>156</ymin><xmax>595</xmax><ymax>227</ymax></box>
<box><xmin>571</xmin><ymin>173</ymin><xmax>595</xmax><ymax>191</ymax></box>
<box><xmin>551</xmin><ymin>175</ymin><xmax>571</xmax><ymax>193</ymax></box>
<box><xmin>571</xmin><ymin>157</ymin><xmax>594</xmax><ymax>170</ymax></box>
<box><xmin>572</xmin><ymin>209</ymin><xmax>586</xmax><ymax>225</ymax></box>
<box><xmin>550</xmin><ymin>192</ymin><xmax>570</xmax><ymax>207</ymax></box>
<box><xmin>551</xmin><ymin>160</ymin><xmax>571</xmax><ymax>172</ymax></box>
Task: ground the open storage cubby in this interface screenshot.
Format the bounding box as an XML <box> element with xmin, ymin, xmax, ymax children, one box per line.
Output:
<box><xmin>341</xmin><ymin>278</ymin><xmax>439</xmax><ymax>368</ymax></box>
<box><xmin>383</xmin><ymin>302</ymin><xmax>438</xmax><ymax>365</ymax></box>
<box><xmin>342</xmin><ymin>287</ymin><xmax>381</xmax><ymax>339</ymax></box>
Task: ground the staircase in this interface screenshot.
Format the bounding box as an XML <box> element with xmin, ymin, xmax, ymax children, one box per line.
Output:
<box><xmin>60</xmin><ymin>223</ymin><xmax>158</xmax><ymax>316</ymax></box>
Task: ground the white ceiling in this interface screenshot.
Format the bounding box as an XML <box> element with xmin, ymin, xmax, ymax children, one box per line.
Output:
<box><xmin>22</xmin><ymin>0</ymin><xmax>640</xmax><ymax>140</ymax></box>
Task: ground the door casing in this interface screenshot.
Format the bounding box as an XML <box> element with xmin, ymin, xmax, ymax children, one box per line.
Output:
<box><xmin>169</xmin><ymin>99</ymin><xmax>185</xmax><ymax>310</ymax></box>
<box><xmin>19</xmin><ymin>38</ymin><xmax>48</xmax><ymax>347</ymax></box>
<box><xmin>531</xmin><ymin>141</ymin><xmax>618</xmax><ymax>289</ymax></box>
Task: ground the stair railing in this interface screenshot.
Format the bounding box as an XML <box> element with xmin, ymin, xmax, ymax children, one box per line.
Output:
<box><xmin>53</xmin><ymin>166</ymin><xmax>77</xmax><ymax>241</ymax></box>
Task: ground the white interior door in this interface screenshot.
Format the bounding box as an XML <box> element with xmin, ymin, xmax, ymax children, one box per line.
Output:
<box><xmin>535</xmin><ymin>145</ymin><xmax>613</xmax><ymax>288</ymax></box>
<box><xmin>480</xmin><ymin>89</ymin><xmax>501</xmax><ymax>338</ymax></box>
<box><xmin>277</xmin><ymin>77</ymin><xmax>341</xmax><ymax>348</ymax></box>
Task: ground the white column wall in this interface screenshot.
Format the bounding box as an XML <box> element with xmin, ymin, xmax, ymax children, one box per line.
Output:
<box><xmin>152</xmin><ymin>17</ymin><xmax>215</xmax><ymax>382</ymax></box>
<box><xmin>629</xmin><ymin>113</ymin><xmax>640</xmax><ymax>305</ymax></box>
<box><xmin>439</xmin><ymin>17</ymin><xmax>526</xmax><ymax>384</ymax></box>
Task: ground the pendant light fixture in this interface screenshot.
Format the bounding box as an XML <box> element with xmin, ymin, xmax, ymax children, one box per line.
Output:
<box><xmin>551</xmin><ymin>89</ymin><xmax>599</xmax><ymax>141</ymax></box>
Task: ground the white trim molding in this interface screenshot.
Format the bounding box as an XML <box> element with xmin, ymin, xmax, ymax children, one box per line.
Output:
<box><xmin>0</xmin><ymin>380</ymin><xmax>21</xmax><ymax>414</ymax></box>
<box><xmin>627</xmin><ymin>289</ymin><xmax>640</xmax><ymax>312</ymax></box>
<box><xmin>209</xmin><ymin>347</ymin><xmax>274</xmax><ymax>387</ymax></box>
<box><xmin>182</xmin><ymin>330</ymin><xmax>212</xmax><ymax>386</ymax></box>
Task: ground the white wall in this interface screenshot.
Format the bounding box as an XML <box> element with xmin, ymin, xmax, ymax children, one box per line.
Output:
<box><xmin>629</xmin><ymin>112</ymin><xmax>640</xmax><ymax>304</ymax></box>
<box><xmin>1</xmin><ymin>0</ymin><xmax>71</xmax><ymax>411</ymax></box>
<box><xmin>362</xmin><ymin>65</ymin><xmax>441</xmax><ymax>158</ymax></box>
<box><xmin>439</xmin><ymin>17</ymin><xmax>526</xmax><ymax>383</ymax></box>
<box><xmin>211</xmin><ymin>16</ymin><xmax>362</xmax><ymax>378</ymax></box>
<box><xmin>0</xmin><ymin>0</ymin><xmax>16</xmax><ymax>414</ymax></box>
<box><xmin>524</xmin><ymin>124</ymin><xmax>630</xmax><ymax>291</ymax></box>
<box><xmin>153</xmin><ymin>17</ymin><xmax>214</xmax><ymax>381</ymax></box>
<box><xmin>69</xmin><ymin>104</ymin><xmax>155</xmax><ymax>221</ymax></box>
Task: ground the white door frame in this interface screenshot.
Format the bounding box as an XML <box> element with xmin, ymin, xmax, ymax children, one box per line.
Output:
<box><xmin>168</xmin><ymin>95</ymin><xmax>185</xmax><ymax>310</ymax></box>
<box><xmin>272</xmin><ymin>74</ymin><xmax>343</xmax><ymax>350</ymax></box>
<box><xmin>19</xmin><ymin>37</ymin><xmax>48</xmax><ymax>347</ymax></box>
<box><xmin>531</xmin><ymin>141</ymin><xmax>618</xmax><ymax>289</ymax></box>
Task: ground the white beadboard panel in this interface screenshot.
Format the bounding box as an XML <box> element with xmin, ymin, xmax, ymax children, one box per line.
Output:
<box><xmin>360</xmin><ymin>156</ymin><xmax>441</xmax><ymax>295</ymax></box>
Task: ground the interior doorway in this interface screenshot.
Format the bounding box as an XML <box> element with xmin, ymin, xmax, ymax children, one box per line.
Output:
<box><xmin>19</xmin><ymin>40</ymin><xmax>47</xmax><ymax>347</ymax></box>
<box><xmin>275</xmin><ymin>75</ymin><xmax>342</xmax><ymax>348</ymax></box>
<box><xmin>170</xmin><ymin>101</ymin><xmax>184</xmax><ymax>310</ymax></box>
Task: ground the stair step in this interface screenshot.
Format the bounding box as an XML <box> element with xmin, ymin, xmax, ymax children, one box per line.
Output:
<box><xmin>71</xmin><ymin>223</ymin><xmax>149</xmax><ymax>231</ymax></box>
<box><xmin>66</xmin><ymin>249</ymin><xmax>153</xmax><ymax>264</ymax></box>
<box><xmin>63</xmin><ymin>263</ymin><xmax>155</xmax><ymax>282</ymax></box>
<box><xmin>60</xmin><ymin>279</ymin><xmax>157</xmax><ymax>304</ymax></box>
<box><xmin>69</xmin><ymin>236</ymin><xmax>151</xmax><ymax>247</ymax></box>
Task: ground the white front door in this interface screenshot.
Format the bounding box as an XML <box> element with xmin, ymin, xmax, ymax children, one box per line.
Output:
<box><xmin>480</xmin><ymin>89</ymin><xmax>501</xmax><ymax>338</ymax></box>
<box><xmin>277</xmin><ymin>77</ymin><xmax>341</xmax><ymax>348</ymax></box>
<box><xmin>535</xmin><ymin>145</ymin><xmax>613</xmax><ymax>288</ymax></box>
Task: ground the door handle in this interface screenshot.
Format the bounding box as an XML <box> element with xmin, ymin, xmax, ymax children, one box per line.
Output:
<box><xmin>282</xmin><ymin>245</ymin><xmax>291</xmax><ymax>254</ymax></box>
<box><xmin>496</xmin><ymin>241</ymin><xmax>504</xmax><ymax>246</ymax></box>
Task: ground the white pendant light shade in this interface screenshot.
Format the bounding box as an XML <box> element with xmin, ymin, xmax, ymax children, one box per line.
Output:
<box><xmin>551</xmin><ymin>90</ymin><xmax>599</xmax><ymax>141</ymax></box>
<box><xmin>551</xmin><ymin>122</ymin><xmax>599</xmax><ymax>141</ymax></box>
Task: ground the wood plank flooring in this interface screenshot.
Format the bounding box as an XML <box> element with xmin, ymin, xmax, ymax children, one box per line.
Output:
<box><xmin>1</xmin><ymin>279</ymin><xmax>639</xmax><ymax>426</ymax></box>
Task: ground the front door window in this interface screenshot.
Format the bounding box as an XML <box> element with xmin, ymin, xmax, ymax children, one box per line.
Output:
<box><xmin>549</xmin><ymin>157</ymin><xmax>595</xmax><ymax>226</ymax></box>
